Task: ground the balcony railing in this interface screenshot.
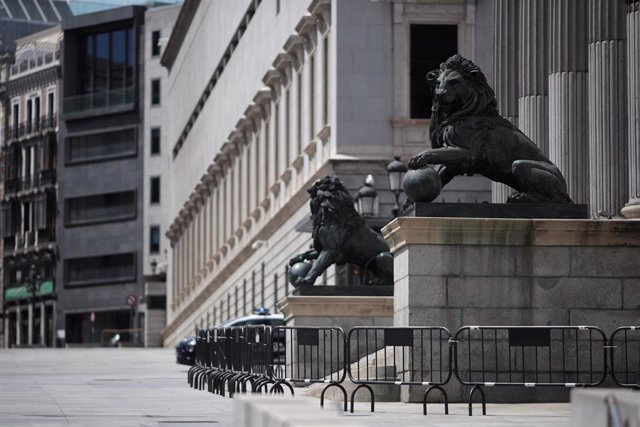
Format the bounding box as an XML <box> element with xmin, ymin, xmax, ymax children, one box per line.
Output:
<box><xmin>4</xmin><ymin>170</ymin><xmax>57</xmax><ymax>194</ymax></box>
<box><xmin>63</xmin><ymin>87</ymin><xmax>135</xmax><ymax>117</ymax></box>
<box><xmin>3</xmin><ymin>229</ymin><xmax>56</xmax><ymax>252</ymax></box>
<box><xmin>7</xmin><ymin>114</ymin><xmax>58</xmax><ymax>141</ymax></box>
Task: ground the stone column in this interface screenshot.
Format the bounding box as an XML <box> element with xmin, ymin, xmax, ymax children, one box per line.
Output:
<box><xmin>27</xmin><ymin>303</ymin><xmax>33</xmax><ymax>345</ymax></box>
<box><xmin>623</xmin><ymin>1</ymin><xmax>640</xmax><ymax>218</ymax></box>
<box><xmin>492</xmin><ymin>0</ymin><xmax>520</xmax><ymax>203</ymax></box>
<box><xmin>588</xmin><ymin>0</ymin><xmax>628</xmax><ymax>218</ymax></box>
<box><xmin>51</xmin><ymin>301</ymin><xmax>57</xmax><ymax>347</ymax></box>
<box><xmin>40</xmin><ymin>303</ymin><xmax>45</xmax><ymax>345</ymax></box>
<box><xmin>4</xmin><ymin>312</ymin><xmax>9</xmax><ymax>348</ymax></box>
<box><xmin>548</xmin><ymin>0</ymin><xmax>589</xmax><ymax>204</ymax></box>
<box><xmin>519</xmin><ymin>0</ymin><xmax>550</xmax><ymax>154</ymax></box>
<box><xmin>16</xmin><ymin>305</ymin><xmax>21</xmax><ymax>346</ymax></box>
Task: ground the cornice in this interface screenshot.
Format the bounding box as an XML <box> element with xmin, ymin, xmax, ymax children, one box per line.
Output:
<box><xmin>382</xmin><ymin>217</ymin><xmax>640</xmax><ymax>253</ymax></box>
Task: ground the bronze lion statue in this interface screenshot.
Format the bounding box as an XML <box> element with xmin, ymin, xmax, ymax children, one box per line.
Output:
<box><xmin>288</xmin><ymin>176</ymin><xmax>393</xmax><ymax>286</ymax></box>
<box><xmin>408</xmin><ymin>55</ymin><xmax>572</xmax><ymax>203</ymax></box>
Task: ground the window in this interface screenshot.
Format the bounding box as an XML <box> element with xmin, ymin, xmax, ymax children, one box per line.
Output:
<box><xmin>150</xmin><ymin>127</ymin><xmax>160</xmax><ymax>155</ymax></box>
<box><xmin>151</xmin><ymin>79</ymin><xmax>160</xmax><ymax>105</ymax></box>
<box><xmin>12</xmin><ymin>103</ymin><xmax>18</xmax><ymax>129</ymax></box>
<box><xmin>65</xmin><ymin>253</ymin><xmax>136</xmax><ymax>287</ymax></box>
<box><xmin>151</xmin><ymin>30</ymin><xmax>161</xmax><ymax>57</ymax></box>
<box><xmin>65</xmin><ymin>190</ymin><xmax>136</xmax><ymax>226</ymax></box>
<box><xmin>410</xmin><ymin>24</ymin><xmax>458</xmax><ymax>119</ymax></box>
<box><xmin>150</xmin><ymin>177</ymin><xmax>160</xmax><ymax>204</ymax></box>
<box><xmin>78</xmin><ymin>27</ymin><xmax>134</xmax><ymax>95</ymax></box>
<box><xmin>150</xmin><ymin>225</ymin><xmax>160</xmax><ymax>253</ymax></box>
<box><xmin>47</xmin><ymin>91</ymin><xmax>55</xmax><ymax>118</ymax></box>
<box><xmin>67</xmin><ymin>128</ymin><xmax>137</xmax><ymax>164</ymax></box>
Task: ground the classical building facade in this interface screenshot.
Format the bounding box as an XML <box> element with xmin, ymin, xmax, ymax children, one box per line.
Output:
<box><xmin>1</xmin><ymin>27</ymin><xmax>60</xmax><ymax>348</ymax></box>
<box><xmin>161</xmin><ymin>0</ymin><xmax>494</xmax><ymax>346</ymax></box>
<box><xmin>491</xmin><ymin>0</ymin><xmax>640</xmax><ymax>220</ymax></box>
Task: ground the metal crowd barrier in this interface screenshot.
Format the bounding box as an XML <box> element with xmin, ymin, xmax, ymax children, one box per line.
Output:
<box><xmin>608</xmin><ymin>326</ymin><xmax>640</xmax><ymax>389</ymax></box>
<box><xmin>185</xmin><ymin>324</ymin><xmax>636</xmax><ymax>416</ymax></box>
<box><xmin>271</xmin><ymin>326</ymin><xmax>348</xmax><ymax>410</ymax></box>
<box><xmin>347</xmin><ymin>326</ymin><xmax>452</xmax><ymax>414</ymax></box>
<box><xmin>453</xmin><ymin>326</ymin><xmax>608</xmax><ymax>415</ymax></box>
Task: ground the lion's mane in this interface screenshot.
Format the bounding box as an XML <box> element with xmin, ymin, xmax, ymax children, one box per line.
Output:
<box><xmin>428</xmin><ymin>55</ymin><xmax>503</xmax><ymax>147</ymax></box>
<box><xmin>308</xmin><ymin>176</ymin><xmax>363</xmax><ymax>243</ymax></box>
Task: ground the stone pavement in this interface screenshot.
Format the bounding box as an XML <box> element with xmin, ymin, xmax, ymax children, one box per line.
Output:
<box><xmin>0</xmin><ymin>348</ymin><xmax>571</xmax><ymax>426</ymax></box>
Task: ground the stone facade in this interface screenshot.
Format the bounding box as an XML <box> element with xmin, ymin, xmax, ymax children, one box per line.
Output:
<box><xmin>385</xmin><ymin>217</ymin><xmax>640</xmax><ymax>401</ymax></box>
<box><xmin>161</xmin><ymin>0</ymin><xmax>493</xmax><ymax>346</ymax></box>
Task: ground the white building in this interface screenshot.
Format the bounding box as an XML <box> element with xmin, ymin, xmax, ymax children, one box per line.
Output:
<box><xmin>142</xmin><ymin>3</ymin><xmax>181</xmax><ymax>347</ymax></box>
<box><xmin>160</xmin><ymin>0</ymin><xmax>492</xmax><ymax>346</ymax></box>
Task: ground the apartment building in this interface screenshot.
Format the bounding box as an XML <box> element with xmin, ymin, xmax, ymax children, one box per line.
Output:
<box><xmin>57</xmin><ymin>6</ymin><xmax>147</xmax><ymax>345</ymax></box>
<box><xmin>1</xmin><ymin>27</ymin><xmax>60</xmax><ymax>348</ymax></box>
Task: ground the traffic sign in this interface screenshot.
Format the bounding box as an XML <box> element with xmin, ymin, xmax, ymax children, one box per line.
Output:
<box><xmin>126</xmin><ymin>294</ymin><xmax>137</xmax><ymax>307</ymax></box>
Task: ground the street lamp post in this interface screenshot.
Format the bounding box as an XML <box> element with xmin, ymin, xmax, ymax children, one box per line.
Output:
<box><xmin>386</xmin><ymin>156</ymin><xmax>408</xmax><ymax>217</ymax></box>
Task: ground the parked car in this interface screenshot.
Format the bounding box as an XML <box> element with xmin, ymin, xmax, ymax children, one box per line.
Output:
<box><xmin>175</xmin><ymin>308</ymin><xmax>286</xmax><ymax>365</ymax></box>
<box><xmin>175</xmin><ymin>335</ymin><xmax>196</xmax><ymax>365</ymax></box>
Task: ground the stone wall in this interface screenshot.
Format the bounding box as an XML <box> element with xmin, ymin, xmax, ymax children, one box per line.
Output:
<box><xmin>384</xmin><ymin>217</ymin><xmax>640</xmax><ymax>402</ymax></box>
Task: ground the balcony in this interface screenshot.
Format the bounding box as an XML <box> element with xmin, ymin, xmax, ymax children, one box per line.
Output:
<box><xmin>6</xmin><ymin>114</ymin><xmax>58</xmax><ymax>142</ymax></box>
<box><xmin>3</xmin><ymin>229</ymin><xmax>57</xmax><ymax>252</ymax></box>
<box><xmin>63</xmin><ymin>87</ymin><xmax>135</xmax><ymax>119</ymax></box>
<box><xmin>4</xmin><ymin>170</ymin><xmax>57</xmax><ymax>195</ymax></box>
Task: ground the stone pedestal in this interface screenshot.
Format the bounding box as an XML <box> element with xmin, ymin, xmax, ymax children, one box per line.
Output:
<box><xmin>383</xmin><ymin>217</ymin><xmax>640</xmax><ymax>402</ymax></box>
<box><xmin>278</xmin><ymin>295</ymin><xmax>392</xmax><ymax>330</ymax></box>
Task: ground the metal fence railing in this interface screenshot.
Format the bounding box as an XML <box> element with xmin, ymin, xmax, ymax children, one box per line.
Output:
<box><xmin>185</xmin><ymin>324</ymin><xmax>635</xmax><ymax>416</ymax></box>
<box><xmin>608</xmin><ymin>326</ymin><xmax>640</xmax><ymax>389</ymax></box>
<box><xmin>347</xmin><ymin>326</ymin><xmax>452</xmax><ymax>414</ymax></box>
<box><xmin>271</xmin><ymin>326</ymin><xmax>347</xmax><ymax>410</ymax></box>
<box><xmin>453</xmin><ymin>326</ymin><xmax>608</xmax><ymax>415</ymax></box>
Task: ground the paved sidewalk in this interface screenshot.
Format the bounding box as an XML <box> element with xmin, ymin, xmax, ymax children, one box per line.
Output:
<box><xmin>0</xmin><ymin>348</ymin><xmax>571</xmax><ymax>426</ymax></box>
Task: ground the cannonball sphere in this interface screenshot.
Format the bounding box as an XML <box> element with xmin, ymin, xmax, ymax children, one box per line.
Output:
<box><xmin>403</xmin><ymin>167</ymin><xmax>442</xmax><ymax>203</ymax></box>
<box><xmin>288</xmin><ymin>262</ymin><xmax>313</xmax><ymax>287</ymax></box>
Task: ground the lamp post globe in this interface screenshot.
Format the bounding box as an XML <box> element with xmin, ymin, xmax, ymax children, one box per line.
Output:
<box><xmin>386</xmin><ymin>156</ymin><xmax>408</xmax><ymax>216</ymax></box>
<box><xmin>357</xmin><ymin>174</ymin><xmax>378</xmax><ymax>216</ymax></box>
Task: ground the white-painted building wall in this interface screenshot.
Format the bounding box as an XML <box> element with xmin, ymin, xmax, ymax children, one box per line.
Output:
<box><xmin>162</xmin><ymin>0</ymin><xmax>493</xmax><ymax>346</ymax></box>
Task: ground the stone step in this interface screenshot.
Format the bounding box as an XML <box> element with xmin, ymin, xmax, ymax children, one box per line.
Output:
<box><xmin>571</xmin><ymin>388</ymin><xmax>640</xmax><ymax>427</ymax></box>
<box><xmin>234</xmin><ymin>395</ymin><xmax>363</xmax><ymax>427</ymax></box>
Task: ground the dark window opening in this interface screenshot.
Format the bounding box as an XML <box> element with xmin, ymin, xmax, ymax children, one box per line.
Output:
<box><xmin>65</xmin><ymin>253</ymin><xmax>136</xmax><ymax>287</ymax></box>
<box><xmin>150</xmin><ymin>177</ymin><xmax>160</xmax><ymax>204</ymax></box>
<box><xmin>410</xmin><ymin>24</ymin><xmax>458</xmax><ymax>119</ymax></box>
<box><xmin>78</xmin><ymin>26</ymin><xmax>134</xmax><ymax>96</ymax></box>
<box><xmin>150</xmin><ymin>127</ymin><xmax>161</xmax><ymax>155</ymax></box>
<box><xmin>65</xmin><ymin>191</ymin><xmax>136</xmax><ymax>226</ymax></box>
<box><xmin>67</xmin><ymin>128</ymin><xmax>137</xmax><ymax>164</ymax></box>
<box><xmin>48</xmin><ymin>92</ymin><xmax>55</xmax><ymax>117</ymax></box>
<box><xmin>151</xmin><ymin>79</ymin><xmax>160</xmax><ymax>105</ymax></box>
<box><xmin>147</xmin><ymin>295</ymin><xmax>166</xmax><ymax>310</ymax></box>
<box><xmin>150</xmin><ymin>225</ymin><xmax>160</xmax><ymax>253</ymax></box>
<box><xmin>151</xmin><ymin>30</ymin><xmax>161</xmax><ymax>57</ymax></box>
